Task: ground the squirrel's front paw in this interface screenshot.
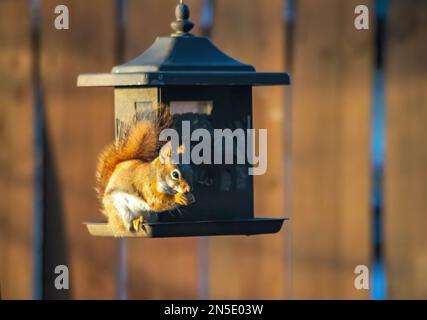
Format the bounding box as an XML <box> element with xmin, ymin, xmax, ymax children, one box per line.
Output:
<box><xmin>131</xmin><ymin>215</ymin><xmax>144</xmax><ymax>232</ymax></box>
<box><xmin>175</xmin><ymin>192</ymin><xmax>196</xmax><ymax>206</ymax></box>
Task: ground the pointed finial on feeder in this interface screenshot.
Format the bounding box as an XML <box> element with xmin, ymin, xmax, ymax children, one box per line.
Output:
<box><xmin>171</xmin><ymin>1</ymin><xmax>194</xmax><ymax>36</ymax></box>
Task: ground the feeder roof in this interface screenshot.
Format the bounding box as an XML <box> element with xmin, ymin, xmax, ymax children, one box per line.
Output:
<box><xmin>77</xmin><ymin>3</ymin><xmax>290</xmax><ymax>87</ymax></box>
<box><xmin>113</xmin><ymin>36</ymin><xmax>255</xmax><ymax>73</ymax></box>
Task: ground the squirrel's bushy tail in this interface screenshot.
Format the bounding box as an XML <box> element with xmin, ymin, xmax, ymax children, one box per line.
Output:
<box><xmin>95</xmin><ymin>106</ymin><xmax>172</xmax><ymax>198</ymax></box>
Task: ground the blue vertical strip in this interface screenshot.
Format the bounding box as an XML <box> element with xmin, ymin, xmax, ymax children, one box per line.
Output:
<box><xmin>371</xmin><ymin>68</ymin><xmax>386</xmax><ymax>299</ymax></box>
<box><xmin>200</xmin><ymin>0</ymin><xmax>214</xmax><ymax>34</ymax></box>
<box><xmin>370</xmin><ymin>0</ymin><xmax>388</xmax><ymax>300</ymax></box>
<box><xmin>284</xmin><ymin>0</ymin><xmax>295</xmax><ymax>23</ymax></box>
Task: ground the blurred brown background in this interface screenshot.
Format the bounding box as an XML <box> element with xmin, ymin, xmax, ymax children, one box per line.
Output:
<box><xmin>1</xmin><ymin>0</ymin><xmax>426</xmax><ymax>299</ymax></box>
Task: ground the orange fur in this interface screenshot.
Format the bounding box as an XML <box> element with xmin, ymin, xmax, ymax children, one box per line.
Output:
<box><xmin>94</xmin><ymin>106</ymin><xmax>195</xmax><ymax>235</ymax></box>
<box><xmin>95</xmin><ymin>107</ymin><xmax>172</xmax><ymax>199</ymax></box>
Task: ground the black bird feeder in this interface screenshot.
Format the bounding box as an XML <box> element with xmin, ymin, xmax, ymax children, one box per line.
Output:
<box><xmin>78</xmin><ymin>2</ymin><xmax>290</xmax><ymax>238</ymax></box>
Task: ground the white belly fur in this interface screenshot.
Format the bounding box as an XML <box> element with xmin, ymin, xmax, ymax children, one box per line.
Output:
<box><xmin>111</xmin><ymin>191</ymin><xmax>154</xmax><ymax>224</ymax></box>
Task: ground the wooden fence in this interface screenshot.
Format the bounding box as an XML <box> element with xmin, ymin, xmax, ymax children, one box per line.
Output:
<box><xmin>0</xmin><ymin>0</ymin><xmax>426</xmax><ymax>299</ymax></box>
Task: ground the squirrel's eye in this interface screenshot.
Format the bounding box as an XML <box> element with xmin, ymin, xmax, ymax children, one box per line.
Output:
<box><xmin>171</xmin><ymin>169</ymin><xmax>180</xmax><ymax>180</ymax></box>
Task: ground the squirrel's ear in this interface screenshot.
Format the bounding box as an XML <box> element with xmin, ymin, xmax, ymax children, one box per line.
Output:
<box><xmin>159</xmin><ymin>142</ymin><xmax>172</xmax><ymax>163</ymax></box>
<box><xmin>177</xmin><ymin>144</ymin><xmax>185</xmax><ymax>154</ymax></box>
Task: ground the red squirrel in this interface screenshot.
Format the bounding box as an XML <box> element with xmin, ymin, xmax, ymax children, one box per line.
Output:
<box><xmin>95</xmin><ymin>107</ymin><xmax>195</xmax><ymax>236</ymax></box>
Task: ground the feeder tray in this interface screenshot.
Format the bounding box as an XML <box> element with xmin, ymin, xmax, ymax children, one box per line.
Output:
<box><xmin>85</xmin><ymin>218</ymin><xmax>287</xmax><ymax>238</ymax></box>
